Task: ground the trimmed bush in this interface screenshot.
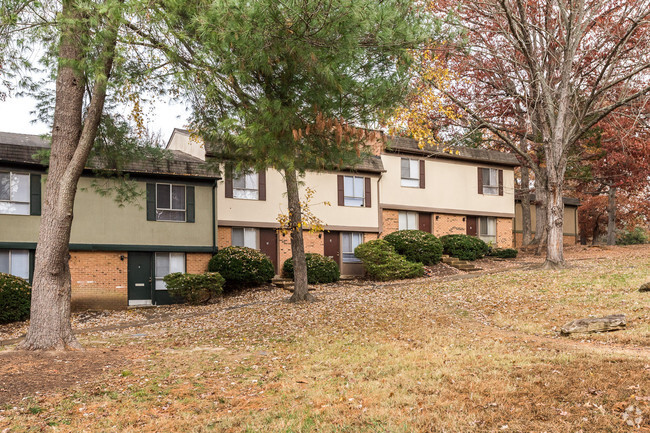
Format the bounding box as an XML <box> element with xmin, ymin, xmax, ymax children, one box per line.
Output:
<box><xmin>0</xmin><ymin>273</ymin><xmax>31</xmax><ymax>324</ymax></box>
<box><xmin>163</xmin><ymin>272</ymin><xmax>225</xmax><ymax>304</ymax></box>
<box><xmin>488</xmin><ymin>248</ymin><xmax>518</xmax><ymax>259</ymax></box>
<box><xmin>208</xmin><ymin>246</ymin><xmax>275</xmax><ymax>289</ymax></box>
<box><xmin>617</xmin><ymin>227</ymin><xmax>648</xmax><ymax>245</ymax></box>
<box><xmin>282</xmin><ymin>253</ymin><xmax>340</xmax><ymax>284</ymax></box>
<box><xmin>383</xmin><ymin>230</ymin><xmax>443</xmax><ymax>265</ymax></box>
<box><xmin>354</xmin><ymin>239</ymin><xmax>424</xmax><ymax>281</ymax></box>
<box><xmin>440</xmin><ymin>234</ymin><xmax>489</xmax><ymax>261</ymax></box>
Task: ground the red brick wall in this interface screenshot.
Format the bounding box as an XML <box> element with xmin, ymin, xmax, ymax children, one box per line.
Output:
<box><xmin>70</xmin><ymin>251</ymin><xmax>128</xmax><ymax>311</ymax></box>
<box><xmin>432</xmin><ymin>214</ymin><xmax>466</xmax><ymax>237</ymax></box>
<box><xmin>380</xmin><ymin>210</ymin><xmax>399</xmax><ymax>237</ymax></box>
<box><xmin>187</xmin><ymin>253</ymin><xmax>212</xmax><ymax>274</ymax></box>
<box><xmin>278</xmin><ymin>231</ymin><xmax>323</xmax><ymax>269</ymax></box>
<box><xmin>496</xmin><ymin>218</ymin><xmax>513</xmax><ymax>248</ymax></box>
<box><xmin>217</xmin><ymin>226</ymin><xmax>231</xmax><ymax>249</ymax></box>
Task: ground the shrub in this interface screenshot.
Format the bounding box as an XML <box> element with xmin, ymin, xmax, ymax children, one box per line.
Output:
<box><xmin>282</xmin><ymin>253</ymin><xmax>340</xmax><ymax>284</ymax></box>
<box><xmin>383</xmin><ymin>230</ymin><xmax>443</xmax><ymax>265</ymax></box>
<box><xmin>354</xmin><ymin>239</ymin><xmax>424</xmax><ymax>281</ymax></box>
<box><xmin>488</xmin><ymin>248</ymin><xmax>518</xmax><ymax>259</ymax></box>
<box><xmin>0</xmin><ymin>273</ymin><xmax>31</xmax><ymax>324</ymax></box>
<box><xmin>208</xmin><ymin>246</ymin><xmax>275</xmax><ymax>289</ymax></box>
<box><xmin>440</xmin><ymin>234</ymin><xmax>489</xmax><ymax>261</ymax></box>
<box><xmin>163</xmin><ymin>272</ymin><xmax>225</xmax><ymax>304</ymax></box>
<box><xmin>617</xmin><ymin>227</ymin><xmax>648</xmax><ymax>245</ymax></box>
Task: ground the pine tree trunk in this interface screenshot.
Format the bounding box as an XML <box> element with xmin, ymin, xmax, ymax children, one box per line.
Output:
<box><xmin>284</xmin><ymin>168</ymin><xmax>315</xmax><ymax>303</ymax></box>
<box><xmin>543</xmin><ymin>174</ymin><xmax>565</xmax><ymax>269</ymax></box>
<box><xmin>18</xmin><ymin>1</ymin><xmax>118</xmax><ymax>350</ymax></box>
<box><xmin>520</xmin><ymin>165</ymin><xmax>532</xmax><ymax>246</ymax></box>
<box><xmin>606</xmin><ymin>186</ymin><xmax>617</xmax><ymax>246</ymax></box>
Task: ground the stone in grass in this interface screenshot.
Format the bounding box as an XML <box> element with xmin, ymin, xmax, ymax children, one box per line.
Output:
<box><xmin>639</xmin><ymin>282</ymin><xmax>650</xmax><ymax>292</ymax></box>
<box><xmin>560</xmin><ymin>314</ymin><xmax>626</xmax><ymax>335</ymax></box>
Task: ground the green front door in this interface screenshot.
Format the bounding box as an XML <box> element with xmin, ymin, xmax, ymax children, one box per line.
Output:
<box><xmin>128</xmin><ymin>252</ymin><xmax>153</xmax><ymax>305</ymax></box>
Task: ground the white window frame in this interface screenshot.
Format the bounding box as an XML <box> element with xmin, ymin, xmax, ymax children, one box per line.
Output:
<box><xmin>343</xmin><ymin>176</ymin><xmax>365</xmax><ymax>207</ymax></box>
<box><xmin>154</xmin><ymin>252</ymin><xmax>186</xmax><ymax>291</ymax></box>
<box><xmin>400</xmin><ymin>158</ymin><xmax>420</xmax><ymax>188</ymax></box>
<box><xmin>398</xmin><ymin>211</ymin><xmax>418</xmax><ymax>230</ymax></box>
<box><xmin>0</xmin><ymin>171</ymin><xmax>30</xmax><ymax>215</ymax></box>
<box><xmin>341</xmin><ymin>232</ymin><xmax>364</xmax><ymax>263</ymax></box>
<box><xmin>482</xmin><ymin>168</ymin><xmax>499</xmax><ymax>195</ymax></box>
<box><xmin>479</xmin><ymin>216</ymin><xmax>497</xmax><ymax>243</ymax></box>
<box><xmin>0</xmin><ymin>249</ymin><xmax>30</xmax><ymax>280</ymax></box>
<box><xmin>232</xmin><ymin>227</ymin><xmax>259</xmax><ymax>249</ymax></box>
<box><xmin>156</xmin><ymin>183</ymin><xmax>186</xmax><ymax>222</ymax></box>
<box><xmin>232</xmin><ymin>172</ymin><xmax>259</xmax><ymax>200</ymax></box>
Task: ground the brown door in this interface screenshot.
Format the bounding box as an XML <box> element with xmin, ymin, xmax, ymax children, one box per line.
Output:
<box><xmin>418</xmin><ymin>212</ymin><xmax>431</xmax><ymax>233</ymax></box>
<box><xmin>324</xmin><ymin>231</ymin><xmax>340</xmax><ymax>266</ymax></box>
<box><xmin>466</xmin><ymin>216</ymin><xmax>477</xmax><ymax>236</ymax></box>
<box><xmin>259</xmin><ymin>229</ymin><xmax>278</xmax><ymax>272</ymax></box>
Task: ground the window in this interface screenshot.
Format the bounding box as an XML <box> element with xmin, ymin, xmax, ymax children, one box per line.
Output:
<box><xmin>341</xmin><ymin>232</ymin><xmax>364</xmax><ymax>263</ymax></box>
<box><xmin>0</xmin><ymin>250</ymin><xmax>30</xmax><ymax>280</ymax></box>
<box><xmin>482</xmin><ymin>168</ymin><xmax>499</xmax><ymax>195</ymax></box>
<box><xmin>232</xmin><ymin>227</ymin><xmax>258</xmax><ymax>249</ymax></box>
<box><xmin>233</xmin><ymin>173</ymin><xmax>259</xmax><ymax>200</ymax></box>
<box><xmin>156</xmin><ymin>183</ymin><xmax>186</xmax><ymax>221</ymax></box>
<box><xmin>479</xmin><ymin>216</ymin><xmax>496</xmax><ymax>243</ymax></box>
<box><xmin>398</xmin><ymin>211</ymin><xmax>418</xmax><ymax>230</ymax></box>
<box><xmin>0</xmin><ymin>172</ymin><xmax>30</xmax><ymax>215</ymax></box>
<box><xmin>343</xmin><ymin>176</ymin><xmax>365</xmax><ymax>206</ymax></box>
<box><xmin>400</xmin><ymin>158</ymin><xmax>420</xmax><ymax>187</ymax></box>
<box><xmin>155</xmin><ymin>252</ymin><xmax>185</xmax><ymax>290</ymax></box>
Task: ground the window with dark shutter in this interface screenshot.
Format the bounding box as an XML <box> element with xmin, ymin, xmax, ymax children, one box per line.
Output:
<box><xmin>477</xmin><ymin>167</ymin><xmax>483</xmax><ymax>194</ymax></box>
<box><xmin>30</xmin><ymin>174</ymin><xmax>41</xmax><ymax>215</ymax></box>
<box><xmin>498</xmin><ymin>170</ymin><xmax>504</xmax><ymax>196</ymax></box>
<box><xmin>146</xmin><ymin>183</ymin><xmax>156</xmax><ymax>221</ymax></box>
<box><xmin>364</xmin><ymin>177</ymin><xmax>371</xmax><ymax>207</ymax></box>
<box><xmin>337</xmin><ymin>175</ymin><xmax>344</xmax><ymax>206</ymax></box>
<box><xmin>258</xmin><ymin>170</ymin><xmax>266</xmax><ymax>201</ymax></box>
<box><xmin>419</xmin><ymin>160</ymin><xmax>425</xmax><ymax>189</ymax></box>
<box><xmin>186</xmin><ymin>186</ymin><xmax>195</xmax><ymax>222</ymax></box>
<box><xmin>224</xmin><ymin>169</ymin><xmax>233</xmax><ymax>198</ymax></box>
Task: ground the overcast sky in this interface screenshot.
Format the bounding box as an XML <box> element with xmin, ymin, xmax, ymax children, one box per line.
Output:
<box><xmin>0</xmin><ymin>93</ymin><xmax>189</xmax><ymax>144</ymax></box>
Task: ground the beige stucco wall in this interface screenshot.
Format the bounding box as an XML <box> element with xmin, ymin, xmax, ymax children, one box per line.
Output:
<box><xmin>166</xmin><ymin>130</ymin><xmax>206</xmax><ymax>160</ymax></box>
<box><xmin>514</xmin><ymin>202</ymin><xmax>578</xmax><ymax>235</ymax></box>
<box><xmin>0</xmin><ymin>177</ymin><xmax>216</xmax><ymax>247</ymax></box>
<box><xmin>379</xmin><ymin>154</ymin><xmax>515</xmax><ymax>216</ymax></box>
<box><xmin>217</xmin><ymin>168</ymin><xmax>380</xmax><ymax>231</ymax></box>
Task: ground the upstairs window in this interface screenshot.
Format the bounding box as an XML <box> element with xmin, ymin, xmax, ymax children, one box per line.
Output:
<box><xmin>0</xmin><ymin>172</ymin><xmax>30</xmax><ymax>215</ymax></box>
<box><xmin>480</xmin><ymin>168</ymin><xmax>502</xmax><ymax>196</ymax></box>
<box><xmin>0</xmin><ymin>249</ymin><xmax>30</xmax><ymax>280</ymax></box>
<box><xmin>232</xmin><ymin>227</ymin><xmax>258</xmax><ymax>249</ymax></box>
<box><xmin>156</xmin><ymin>183</ymin><xmax>186</xmax><ymax>221</ymax></box>
<box><xmin>233</xmin><ymin>173</ymin><xmax>259</xmax><ymax>200</ymax></box>
<box><xmin>343</xmin><ymin>176</ymin><xmax>365</xmax><ymax>207</ymax></box>
<box><xmin>400</xmin><ymin>158</ymin><xmax>421</xmax><ymax>188</ymax></box>
<box><xmin>479</xmin><ymin>216</ymin><xmax>496</xmax><ymax>243</ymax></box>
<box><xmin>398</xmin><ymin>211</ymin><xmax>418</xmax><ymax>230</ymax></box>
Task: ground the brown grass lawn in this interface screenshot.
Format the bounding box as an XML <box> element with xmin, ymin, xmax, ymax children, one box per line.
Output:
<box><xmin>1</xmin><ymin>245</ymin><xmax>649</xmax><ymax>432</ymax></box>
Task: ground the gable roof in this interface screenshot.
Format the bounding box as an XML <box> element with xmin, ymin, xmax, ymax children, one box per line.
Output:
<box><xmin>0</xmin><ymin>132</ymin><xmax>219</xmax><ymax>180</ymax></box>
<box><xmin>386</xmin><ymin>136</ymin><xmax>520</xmax><ymax>167</ymax></box>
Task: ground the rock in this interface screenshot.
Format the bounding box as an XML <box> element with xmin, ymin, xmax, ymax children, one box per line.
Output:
<box><xmin>560</xmin><ymin>314</ymin><xmax>626</xmax><ymax>335</ymax></box>
<box><xmin>639</xmin><ymin>282</ymin><xmax>650</xmax><ymax>292</ymax></box>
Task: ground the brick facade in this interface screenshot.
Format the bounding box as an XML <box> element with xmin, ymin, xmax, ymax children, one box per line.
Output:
<box><xmin>187</xmin><ymin>253</ymin><xmax>212</xmax><ymax>274</ymax></box>
<box><xmin>217</xmin><ymin>226</ymin><xmax>231</xmax><ymax>249</ymax></box>
<box><xmin>380</xmin><ymin>209</ymin><xmax>399</xmax><ymax>237</ymax></box>
<box><xmin>70</xmin><ymin>251</ymin><xmax>128</xmax><ymax>311</ymax></box>
<box><xmin>496</xmin><ymin>217</ymin><xmax>513</xmax><ymax>248</ymax></box>
<box><xmin>278</xmin><ymin>231</ymin><xmax>323</xmax><ymax>269</ymax></box>
<box><xmin>432</xmin><ymin>214</ymin><xmax>466</xmax><ymax>237</ymax></box>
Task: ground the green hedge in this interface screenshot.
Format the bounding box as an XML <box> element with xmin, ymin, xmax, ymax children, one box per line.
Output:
<box><xmin>617</xmin><ymin>227</ymin><xmax>648</xmax><ymax>245</ymax></box>
<box><xmin>282</xmin><ymin>253</ymin><xmax>340</xmax><ymax>284</ymax></box>
<box><xmin>354</xmin><ymin>239</ymin><xmax>424</xmax><ymax>281</ymax></box>
<box><xmin>163</xmin><ymin>272</ymin><xmax>225</xmax><ymax>304</ymax></box>
<box><xmin>384</xmin><ymin>230</ymin><xmax>443</xmax><ymax>265</ymax></box>
<box><xmin>440</xmin><ymin>234</ymin><xmax>489</xmax><ymax>261</ymax></box>
<box><xmin>208</xmin><ymin>247</ymin><xmax>275</xmax><ymax>289</ymax></box>
<box><xmin>487</xmin><ymin>248</ymin><xmax>518</xmax><ymax>259</ymax></box>
<box><xmin>0</xmin><ymin>273</ymin><xmax>31</xmax><ymax>324</ymax></box>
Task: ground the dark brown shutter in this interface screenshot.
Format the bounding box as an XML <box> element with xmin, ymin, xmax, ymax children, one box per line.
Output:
<box><xmin>146</xmin><ymin>183</ymin><xmax>156</xmax><ymax>221</ymax></box>
<box><xmin>186</xmin><ymin>186</ymin><xmax>195</xmax><ymax>222</ymax></box>
<box><xmin>364</xmin><ymin>177</ymin><xmax>371</xmax><ymax>207</ymax></box>
<box><xmin>498</xmin><ymin>169</ymin><xmax>504</xmax><ymax>196</ymax></box>
<box><xmin>337</xmin><ymin>175</ymin><xmax>344</xmax><ymax>206</ymax></box>
<box><xmin>224</xmin><ymin>168</ymin><xmax>233</xmax><ymax>198</ymax></box>
<box><xmin>30</xmin><ymin>174</ymin><xmax>41</xmax><ymax>215</ymax></box>
<box><xmin>477</xmin><ymin>167</ymin><xmax>483</xmax><ymax>194</ymax></box>
<box><xmin>258</xmin><ymin>170</ymin><xmax>266</xmax><ymax>201</ymax></box>
<box><xmin>419</xmin><ymin>160</ymin><xmax>425</xmax><ymax>189</ymax></box>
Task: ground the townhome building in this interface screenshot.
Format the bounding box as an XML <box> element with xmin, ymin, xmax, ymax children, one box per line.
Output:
<box><xmin>0</xmin><ymin>131</ymin><xmax>219</xmax><ymax>309</ymax></box>
<box><xmin>513</xmin><ymin>194</ymin><xmax>580</xmax><ymax>247</ymax></box>
<box><xmin>167</xmin><ymin>129</ymin><xmax>519</xmax><ymax>276</ymax></box>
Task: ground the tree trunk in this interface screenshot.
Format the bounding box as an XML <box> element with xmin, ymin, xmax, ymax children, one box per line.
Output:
<box><xmin>520</xmin><ymin>165</ymin><xmax>532</xmax><ymax>246</ymax></box>
<box><xmin>18</xmin><ymin>1</ymin><xmax>118</xmax><ymax>350</ymax></box>
<box><xmin>606</xmin><ymin>186</ymin><xmax>617</xmax><ymax>246</ymax></box>
<box><xmin>284</xmin><ymin>168</ymin><xmax>315</xmax><ymax>303</ymax></box>
<box><xmin>531</xmin><ymin>185</ymin><xmax>548</xmax><ymax>255</ymax></box>
<box><xmin>543</xmin><ymin>174</ymin><xmax>565</xmax><ymax>269</ymax></box>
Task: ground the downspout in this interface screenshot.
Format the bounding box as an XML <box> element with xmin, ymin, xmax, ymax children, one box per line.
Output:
<box><xmin>212</xmin><ymin>180</ymin><xmax>217</xmax><ymax>254</ymax></box>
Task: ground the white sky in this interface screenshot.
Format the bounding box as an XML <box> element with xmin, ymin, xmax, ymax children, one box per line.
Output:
<box><xmin>0</xmin><ymin>93</ymin><xmax>189</xmax><ymax>144</ymax></box>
